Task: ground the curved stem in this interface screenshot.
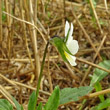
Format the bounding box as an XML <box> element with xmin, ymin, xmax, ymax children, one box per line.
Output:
<box><xmin>35</xmin><ymin>41</ymin><xmax>49</xmax><ymax>109</ymax></box>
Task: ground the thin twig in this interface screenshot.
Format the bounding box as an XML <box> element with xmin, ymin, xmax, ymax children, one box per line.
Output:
<box><xmin>2</xmin><ymin>11</ymin><xmax>47</xmax><ymax>43</ymax></box>
<box><xmin>89</xmin><ymin>88</ymin><xmax>110</xmax><ymax>98</ymax></box>
<box><xmin>0</xmin><ymin>73</ymin><xmax>51</xmax><ymax>96</ymax></box>
<box><xmin>0</xmin><ymin>0</ymin><xmax>2</xmax><ymax>42</ymax></box>
<box><xmin>78</xmin><ymin>47</ymin><xmax>110</xmax><ymax>55</ymax></box>
<box><xmin>89</xmin><ymin>0</ymin><xmax>103</xmax><ymax>34</ymax></box>
<box><xmin>71</xmin><ymin>9</ymin><xmax>102</xmax><ymax>60</ymax></box>
<box><xmin>80</xmin><ymin>34</ymin><xmax>107</xmax><ymax>85</ymax></box>
<box><xmin>104</xmin><ymin>0</ymin><xmax>108</xmax><ymax>12</ymax></box>
<box><xmin>0</xmin><ymin>85</ymin><xmax>16</xmax><ymax>108</ymax></box>
<box><xmin>0</xmin><ymin>56</ymin><xmax>58</xmax><ymax>62</ymax></box>
<box><xmin>0</xmin><ymin>74</ymin><xmax>17</xmax><ymax>86</ymax></box>
<box><xmin>19</xmin><ymin>0</ymin><xmax>34</xmax><ymax>70</ymax></box>
<box><xmin>77</xmin><ymin>57</ymin><xmax>110</xmax><ymax>73</ymax></box>
<box><xmin>65</xmin><ymin>62</ymin><xmax>79</xmax><ymax>80</ymax></box>
<box><xmin>29</xmin><ymin>0</ymin><xmax>41</xmax><ymax>78</ymax></box>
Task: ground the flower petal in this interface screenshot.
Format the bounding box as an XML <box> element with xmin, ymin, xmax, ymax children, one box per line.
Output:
<box><xmin>69</xmin><ymin>23</ymin><xmax>74</xmax><ymax>37</ymax></box>
<box><xmin>64</xmin><ymin>51</ymin><xmax>77</xmax><ymax>66</ymax></box>
<box><xmin>65</xmin><ymin>21</ymin><xmax>69</xmax><ymax>37</ymax></box>
<box><xmin>66</xmin><ymin>40</ymin><xmax>79</xmax><ymax>55</ymax></box>
<box><xmin>66</xmin><ymin>35</ymin><xmax>73</xmax><ymax>45</ymax></box>
<box><xmin>66</xmin><ymin>23</ymin><xmax>74</xmax><ymax>44</ymax></box>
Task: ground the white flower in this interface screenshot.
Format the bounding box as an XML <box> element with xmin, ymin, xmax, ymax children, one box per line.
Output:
<box><xmin>64</xmin><ymin>21</ymin><xmax>79</xmax><ymax>66</ymax></box>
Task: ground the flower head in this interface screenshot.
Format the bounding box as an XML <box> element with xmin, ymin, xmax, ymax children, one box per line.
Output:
<box><xmin>64</xmin><ymin>21</ymin><xmax>79</xmax><ymax>66</ymax></box>
<box><xmin>50</xmin><ymin>21</ymin><xmax>79</xmax><ymax>66</ymax></box>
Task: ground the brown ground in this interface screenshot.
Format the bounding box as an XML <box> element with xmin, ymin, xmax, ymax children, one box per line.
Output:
<box><xmin>0</xmin><ymin>0</ymin><xmax>110</xmax><ymax>110</ymax></box>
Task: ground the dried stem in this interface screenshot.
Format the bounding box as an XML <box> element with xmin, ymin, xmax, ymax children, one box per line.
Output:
<box><xmin>77</xmin><ymin>57</ymin><xmax>110</xmax><ymax>73</ymax></box>
<box><xmin>104</xmin><ymin>0</ymin><xmax>108</xmax><ymax>12</ymax></box>
<box><xmin>2</xmin><ymin>11</ymin><xmax>46</xmax><ymax>43</ymax></box>
<box><xmin>0</xmin><ymin>73</ymin><xmax>51</xmax><ymax>96</ymax></box>
<box><xmin>89</xmin><ymin>0</ymin><xmax>103</xmax><ymax>34</ymax></box>
<box><xmin>80</xmin><ymin>34</ymin><xmax>107</xmax><ymax>85</ymax></box>
<box><xmin>5</xmin><ymin>0</ymin><xmax>13</xmax><ymax>58</ymax></box>
<box><xmin>65</xmin><ymin>62</ymin><xmax>79</xmax><ymax>80</ymax></box>
<box><xmin>0</xmin><ymin>0</ymin><xmax>2</xmax><ymax>42</ymax></box>
<box><xmin>19</xmin><ymin>0</ymin><xmax>34</xmax><ymax>70</ymax></box>
<box><xmin>29</xmin><ymin>0</ymin><xmax>40</xmax><ymax>78</ymax></box>
<box><xmin>0</xmin><ymin>85</ymin><xmax>16</xmax><ymax>108</ymax></box>
<box><xmin>71</xmin><ymin>9</ymin><xmax>102</xmax><ymax>60</ymax></box>
<box><xmin>89</xmin><ymin>88</ymin><xmax>110</xmax><ymax>98</ymax></box>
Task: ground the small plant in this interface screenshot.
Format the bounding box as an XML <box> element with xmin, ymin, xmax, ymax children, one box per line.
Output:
<box><xmin>50</xmin><ymin>21</ymin><xmax>79</xmax><ymax>66</ymax></box>
<box><xmin>0</xmin><ymin>21</ymin><xmax>93</xmax><ymax>110</ymax></box>
<box><xmin>90</xmin><ymin>60</ymin><xmax>110</xmax><ymax>109</ymax></box>
<box><xmin>80</xmin><ymin>60</ymin><xmax>110</xmax><ymax>110</ymax></box>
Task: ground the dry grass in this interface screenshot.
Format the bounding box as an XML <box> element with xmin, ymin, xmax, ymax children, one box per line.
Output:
<box><xmin>0</xmin><ymin>0</ymin><xmax>110</xmax><ymax>109</ymax></box>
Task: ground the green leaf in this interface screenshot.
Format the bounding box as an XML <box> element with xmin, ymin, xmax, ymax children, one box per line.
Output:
<box><xmin>0</xmin><ymin>99</ymin><xmax>13</xmax><ymax>110</ymax></box>
<box><xmin>50</xmin><ymin>36</ymin><xmax>74</xmax><ymax>63</ymax></box>
<box><xmin>94</xmin><ymin>82</ymin><xmax>104</xmax><ymax>102</ymax></box>
<box><xmin>37</xmin><ymin>102</ymin><xmax>43</xmax><ymax>110</ymax></box>
<box><xmin>47</xmin><ymin>12</ymin><xmax>51</xmax><ymax>18</ymax></box>
<box><xmin>21</xmin><ymin>106</ymin><xmax>24</xmax><ymax>110</ymax></box>
<box><xmin>91</xmin><ymin>0</ymin><xmax>97</xmax><ymax>7</ymax></box>
<box><xmin>28</xmin><ymin>91</ymin><xmax>36</xmax><ymax>110</ymax></box>
<box><xmin>90</xmin><ymin>60</ymin><xmax>110</xmax><ymax>86</ymax></box>
<box><xmin>44</xmin><ymin>86</ymin><xmax>60</xmax><ymax>110</ymax></box>
<box><xmin>12</xmin><ymin>96</ymin><xmax>23</xmax><ymax>110</ymax></box>
<box><xmin>86</xmin><ymin>0</ymin><xmax>98</xmax><ymax>24</ymax></box>
<box><xmin>60</xmin><ymin>86</ymin><xmax>93</xmax><ymax>105</ymax></box>
<box><xmin>79</xmin><ymin>99</ymin><xmax>87</xmax><ymax>110</ymax></box>
<box><xmin>94</xmin><ymin>98</ymin><xmax>110</xmax><ymax>110</ymax></box>
<box><xmin>2</xmin><ymin>2</ymin><xmax>6</xmax><ymax>21</ymax></box>
<box><xmin>50</xmin><ymin>37</ymin><xmax>67</xmax><ymax>62</ymax></box>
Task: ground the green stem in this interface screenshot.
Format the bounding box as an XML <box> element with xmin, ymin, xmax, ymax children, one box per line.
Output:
<box><xmin>35</xmin><ymin>41</ymin><xmax>49</xmax><ymax>109</ymax></box>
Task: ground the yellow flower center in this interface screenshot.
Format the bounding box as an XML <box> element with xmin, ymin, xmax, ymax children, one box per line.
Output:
<box><xmin>64</xmin><ymin>51</ymin><xmax>71</xmax><ymax>61</ymax></box>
